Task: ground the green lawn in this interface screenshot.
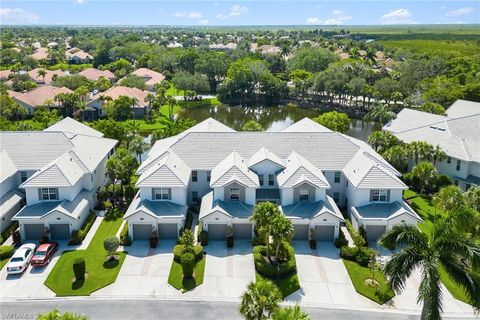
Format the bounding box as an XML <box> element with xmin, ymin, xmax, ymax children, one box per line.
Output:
<box><xmin>255</xmin><ymin>273</ymin><xmax>300</xmax><ymax>298</ymax></box>
<box><xmin>0</xmin><ymin>257</ymin><xmax>9</xmax><ymax>270</ymax></box>
<box><xmin>44</xmin><ymin>216</ymin><xmax>126</xmax><ymax>296</ymax></box>
<box><xmin>343</xmin><ymin>259</ymin><xmax>395</xmax><ymax>304</ymax></box>
<box><xmin>167</xmin><ymin>257</ymin><xmax>206</xmax><ymax>292</ymax></box>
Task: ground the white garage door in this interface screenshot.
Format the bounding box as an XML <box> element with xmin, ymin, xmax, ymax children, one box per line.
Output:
<box><xmin>233</xmin><ymin>223</ymin><xmax>252</xmax><ymax>239</ymax></box>
<box><xmin>315</xmin><ymin>225</ymin><xmax>335</xmax><ymax>241</ymax></box>
<box><xmin>132</xmin><ymin>224</ymin><xmax>152</xmax><ymax>240</ymax></box>
<box><xmin>158</xmin><ymin>223</ymin><xmax>178</xmax><ymax>239</ymax></box>
<box><xmin>365</xmin><ymin>225</ymin><xmax>386</xmax><ymax>241</ymax></box>
<box><xmin>293</xmin><ymin>224</ymin><xmax>309</xmax><ymax>240</ymax></box>
<box><xmin>208</xmin><ymin>224</ymin><xmax>227</xmax><ymax>240</ymax></box>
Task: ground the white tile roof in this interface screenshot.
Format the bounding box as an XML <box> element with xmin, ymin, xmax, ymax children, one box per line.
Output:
<box><xmin>124</xmin><ymin>192</ymin><xmax>188</xmax><ymax>219</ymax></box>
<box><xmin>352</xmin><ymin>201</ymin><xmax>421</xmax><ymax>221</ymax></box>
<box><xmin>136</xmin><ymin>151</ymin><xmax>190</xmax><ymax>187</ymax></box>
<box><xmin>183</xmin><ymin>117</ymin><xmax>236</xmax><ymax>134</ymax></box>
<box><xmin>1</xmin><ymin>151</ymin><xmax>17</xmax><ymax>183</ymax></box>
<box><xmin>248</xmin><ymin>147</ymin><xmax>285</xmax><ymax>168</ymax></box>
<box><xmin>0</xmin><ymin>190</ymin><xmax>24</xmax><ymax>218</ymax></box>
<box><xmin>210</xmin><ymin>151</ymin><xmax>260</xmax><ymax>188</ymax></box>
<box><xmin>281</xmin><ymin>117</ymin><xmax>331</xmax><ymax>133</ymax></box>
<box><xmin>45</xmin><ymin>117</ymin><xmax>104</xmax><ymax>137</ymax></box>
<box><xmin>277</xmin><ymin>151</ymin><xmax>330</xmax><ymax>188</ymax></box>
<box><xmin>446</xmin><ymin>100</ymin><xmax>480</xmax><ymax>118</ymax></box>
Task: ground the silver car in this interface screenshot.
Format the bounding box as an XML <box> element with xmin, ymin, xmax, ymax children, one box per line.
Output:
<box><xmin>6</xmin><ymin>243</ymin><xmax>36</xmax><ymax>275</ymax></box>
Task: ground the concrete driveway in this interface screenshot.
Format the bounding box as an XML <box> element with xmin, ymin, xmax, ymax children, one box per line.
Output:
<box><xmin>286</xmin><ymin>240</ymin><xmax>378</xmax><ymax>308</ymax></box>
<box><xmin>194</xmin><ymin>240</ymin><xmax>255</xmax><ymax>299</ymax></box>
<box><xmin>93</xmin><ymin>239</ymin><xmax>179</xmax><ymax>297</ymax></box>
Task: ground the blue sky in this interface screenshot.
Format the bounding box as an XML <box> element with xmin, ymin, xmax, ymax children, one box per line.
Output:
<box><xmin>1</xmin><ymin>1</ymin><xmax>479</xmax><ymax>26</ymax></box>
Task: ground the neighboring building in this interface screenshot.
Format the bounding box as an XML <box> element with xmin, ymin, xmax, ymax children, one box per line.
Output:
<box><xmin>65</xmin><ymin>47</ymin><xmax>93</xmax><ymax>64</ymax></box>
<box><xmin>0</xmin><ymin>70</ymin><xmax>12</xmax><ymax>80</ymax></box>
<box><xmin>88</xmin><ymin>86</ymin><xmax>151</xmax><ymax>118</ymax></box>
<box><xmin>130</xmin><ymin>68</ymin><xmax>165</xmax><ymax>91</ymax></box>
<box><xmin>383</xmin><ymin>99</ymin><xmax>480</xmax><ymax>191</ymax></box>
<box><xmin>78</xmin><ymin>68</ymin><xmax>115</xmax><ymax>82</ymax></box>
<box><xmin>10</xmin><ymin>86</ymin><xmax>73</xmax><ymax>114</ymax></box>
<box><xmin>29</xmin><ymin>48</ymin><xmax>49</xmax><ymax>61</ymax></box>
<box><xmin>0</xmin><ymin>118</ymin><xmax>117</xmax><ymax>240</ymax></box>
<box><xmin>255</xmin><ymin>44</ymin><xmax>281</xmax><ymax>55</ymax></box>
<box><xmin>208</xmin><ymin>43</ymin><xmax>237</xmax><ymax>51</ymax></box>
<box><xmin>125</xmin><ymin>117</ymin><xmax>420</xmax><ymax>242</ymax></box>
<box><xmin>28</xmin><ymin>68</ymin><xmax>67</xmax><ymax>85</ymax></box>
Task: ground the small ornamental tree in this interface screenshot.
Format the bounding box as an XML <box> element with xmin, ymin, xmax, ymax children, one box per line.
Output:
<box><xmin>180</xmin><ymin>252</ymin><xmax>195</xmax><ymax>278</ymax></box>
<box><xmin>179</xmin><ymin>229</ymin><xmax>195</xmax><ymax>248</ymax></box>
<box><xmin>73</xmin><ymin>257</ymin><xmax>85</xmax><ymax>281</ymax></box>
<box><xmin>103</xmin><ymin>236</ymin><xmax>120</xmax><ymax>260</ymax></box>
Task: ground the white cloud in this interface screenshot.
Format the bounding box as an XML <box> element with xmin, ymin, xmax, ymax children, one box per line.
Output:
<box><xmin>229</xmin><ymin>4</ymin><xmax>248</xmax><ymax>16</ymax></box>
<box><xmin>199</xmin><ymin>19</ymin><xmax>209</xmax><ymax>25</ymax></box>
<box><xmin>446</xmin><ymin>7</ymin><xmax>475</xmax><ymax>17</ymax></box>
<box><xmin>315</xmin><ymin>4</ymin><xmax>322</xmax><ymax>9</ymax></box>
<box><xmin>0</xmin><ymin>8</ymin><xmax>39</xmax><ymax>23</ymax></box>
<box><xmin>216</xmin><ymin>14</ymin><xmax>228</xmax><ymax>20</ymax></box>
<box><xmin>305</xmin><ymin>17</ymin><xmax>322</xmax><ymax>25</ymax></box>
<box><xmin>173</xmin><ymin>10</ymin><xmax>202</xmax><ymax>19</ymax></box>
<box><xmin>75</xmin><ymin>0</ymin><xmax>85</xmax><ymax>4</ymax></box>
<box><xmin>381</xmin><ymin>8</ymin><xmax>416</xmax><ymax>24</ymax></box>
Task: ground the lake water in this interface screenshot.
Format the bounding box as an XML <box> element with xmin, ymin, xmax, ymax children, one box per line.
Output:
<box><xmin>178</xmin><ymin>104</ymin><xmax>381</xmax><ymax>141</ymax></box>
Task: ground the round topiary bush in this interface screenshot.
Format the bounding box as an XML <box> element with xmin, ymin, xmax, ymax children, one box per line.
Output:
<box><xmin>193</xmin><ymin>244</ymin><xmax>203</xmax><ymax>261</ymax></box>
<box><xmin>253</xmin><ymin>244</ymin><xmax>296</xmax><ymax>279</ymax></box>
<box><xmin>73</xmin><ymin>257</ymin><xmax>85</xmax><ymax>281</ymax></box>
<box><xmin>180</xmin><ymin>252</ymin><xmax>195</xmax><ymax>278</ymax></box>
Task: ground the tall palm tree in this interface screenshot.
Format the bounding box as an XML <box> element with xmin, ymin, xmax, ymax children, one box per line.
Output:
<box><xmin>433</xmin><ymin>185</ymin><xmax>464</xmax><ymax>214</ymax></box>
<box><xmin>239</xmin><ymin>280</ymin><xmax>282</xmax><ymax>320</ymax></box>
<box><xmin>271</xmin><ymin>305</ymin><xmax>310</xmax><ymax>320</ymax></box>
<box><xmin>432</xmin><ymin>145</ymin><xmax>447</xmax><ymax>166</ymax></box>
<box><xmin>379</xmin><ymin>222</ymin><xmax>480</xmax><ymax>320</ymax></box>
<box><xmin>410</xmin><ymin>161</ymin><xmax>438</xmax><ymax>195</ymax></box>
<box><xmin>363</xmin><ymin>48</ymin><xmax>377</xmax><ymax>66</ymax></box>
<box><xmin>37</xmin><ymin>68</ymin><xmax>47</xmax><ymax>84</ymax></box>
<box><xmin>382</xmin><ymin>145</ymin><xmax>407</xmax><ymax>172</ymax></box>
<box><xmin>407</xmin><ymin>141</ymin><xmax>434</xmax><ymax>165</ymax></box>
<box><xmin>364</xmin><ymin>103</ymin><xmax>396</xmax><ymax>124</ymax></box>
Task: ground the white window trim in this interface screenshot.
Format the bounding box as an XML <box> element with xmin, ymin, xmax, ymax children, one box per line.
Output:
<box><xmin>299</xmin><ymin>188</ymin><xmax>309</xmax><ymax>201</ymax></box>
<box><xmin>40</xmin><ymin>188</ymin><xmax>59</xmax><ymax>201</ymax></box>
<box><xmin>152</xmin><ymin>188</ymin><xmax>171</xmax><ymax>200</ymax></box>
<box><xmin>230</xmin><ymin>188</ymin><xmax>240</xmax><ymax>200</ymax></box>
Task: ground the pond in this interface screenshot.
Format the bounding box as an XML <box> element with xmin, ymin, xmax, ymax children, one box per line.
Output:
<box><xmin>178</xmin><ymin>104</ymin><xmax>381</xmax><ymax>141</ymax></box>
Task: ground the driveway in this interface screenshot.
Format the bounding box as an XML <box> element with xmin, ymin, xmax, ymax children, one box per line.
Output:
<box><xmin>286</xmin><ymin>241</ymin><xmax>378</xmax><ymax>308</ymax></box>
<box><xmin>193</xmin><ymin>240</ymin><xmax>255</xmax><ymax>299</ymax></box>
<box><xmin>0</xmin><ymin>241</ymin><xmax>68</xmax><ymax>300</ymax></box>
<box><xmin>93</xmin><ymin>239</ymin><xmax>179</xmax><ymax>297</ymax></box>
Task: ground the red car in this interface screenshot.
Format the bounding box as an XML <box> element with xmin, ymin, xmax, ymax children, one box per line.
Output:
<box><xmin>30</xmin><ymin>242</ymin><xmax>58</xmax><ymax>267</ymax></box>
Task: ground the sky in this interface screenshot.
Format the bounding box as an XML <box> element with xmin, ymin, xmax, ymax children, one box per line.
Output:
<box><xmin>0</xmin><ymin>1</ymin><xmax>479</xmax><ymax>26</ymax></box>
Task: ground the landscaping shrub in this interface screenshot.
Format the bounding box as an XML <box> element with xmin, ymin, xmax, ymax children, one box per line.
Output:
<box><xmin>340</xmin><ymin>246</ymin><xmax>376</xmax><ymax>267</ymax></box>
<box><xmin>0</xmin><ymin>221</ymin><xmax>18</xmax><ymax>245</ymax></box>
<box><xmin>69</xmin><ymin>212</ymin><xmax>97</xmax><ymax>245</ymax></box>
<box><xmin>12</xmin><ymin>231</ymin><xmax>20</xmax><ymax>245</ymax></box>
<box><xmin>104</xmin><ymin>236</ymin><xmax>120</xmax><ymax>260</ymax></box>
<box><xmin>73</xmin><ymin>257</ymin><xmax>85</xmax><ymax>281</ymax></box>
<box><xmin>309</xmin><ymin>228</ymin><xmax>317</xmax><ymax>249</ymax></box>
<box><xmin>335</xmin><ymin>229</ymin><xmax>349</xmax><ymax>248</ymax></box>
<box><xmin>180</xmin><ymin>252</ymin><xmax>195</xmax><ymax>278</ymax></box>
<box><xmin>119</xmin><ymin>222</ymin><xmax>131</xmax><ymax>246</ymax></box>
<box><xmin>199</xmin><ymin>230</ymin><xmax>208</xmax><ymax>246</ymax></box>
<box><xmin>197</xmin><ymin>223</ymin><xmax>203</xmax><ymax>243</ymax></box>
<box><xmin>226</xmin><ymin>236</ymin><xmax>234</xmax><ymax>248</ymax></box>
<box><xmin>345</xmin><ymin>220</ymin><xmax>366</xmax><ymax>247</ymax></box>
<box><xmin>150</xmin><ymin>231</ymin><xmax>158</xmax><ymax>248</ymax></box>
<box><xmin>358</xmin><ymin>226</ymin><xmax>369</xmax><ymax>247</ymax></box>
<box><xmin>174</xmin><ymin>244</ymin><xmax>203</xmax><ymax>262</ymax></box>
<box><xmin>184</xmin><ymin>210</ymin><xmax>194</xmax><ymax>230</ymax></box>
<box><xmin>193</xmin><ymin>244</ymin><xmax>203</xmax><ymax>261</ymax></box>
<box><xmin>253</xmin><ymin>244</ymin><xmax>297</xmax><ymax>279</ymax></box>
<box><xmin>0</xmin><ymin>245</ymin><xmax>14</xmax><ymax>259</ymax></box>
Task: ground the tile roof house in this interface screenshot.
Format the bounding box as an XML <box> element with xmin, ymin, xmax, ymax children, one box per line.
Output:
<box><xmin>10</xmin><ymin>86</ymin><xmax>73</xmax><ymax>114</ymax></box>
<box><xmin>65</xmin><ymin>47</ymin><xmax>93</xmax><ymax>64</ymax></box>
<box><xmin>0</xmin><ymin>117</ymin><xmax>117</xmax><ymax>240</ymax></box>
<box><xmin>124</xmin><ymin>117</ymin><xmax>420</xmax><ymax>242</ymax></box>
<box><xmin>88</xmin><ymin>86</ymin><xmax>151</xmax><ymax>119</ymax></box>
<box><xmin>78</xmin><ymin>68</ymin><xmax>115</xmax><ymax>82</ymax></box>
<box><xmin>28</xmin><ymin>68</ymin><xmax>67</xmax><ymax>84</ymax></box>
<box><xmin>130</xmin><ymin>68</ymin><xmax>166</xmax><ymax>91</ymax></box>
<box><xmin>29</xmin><ymin>47</ymin><xmax>49</xmax><ymax>60</ymax></box>
<box><xmin>384</xmin><ymin>100</ymin><xmax>480</xmax><ymax>191</ymax></box>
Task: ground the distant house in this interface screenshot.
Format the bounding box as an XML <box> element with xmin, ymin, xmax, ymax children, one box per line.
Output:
<box><xmin>88</xmin><ymin>86</ymin><xmax>151</xmax><ymax>118</ymax></box>
<box><xmin>2</xmin><ymin>118</ymin><xmax>118</xmax><ymax>241</ymax></box>
<box><xmin>255</xmin><ymin>44</ymin><xmax>281</xmax><ymax>55</ymax></box>
<box><xmin>208</xmin><ymin>43</ymin><xmax>237</xmax><ymax>51</ymax></box>
<box><xmin>78</xmin><ymin>68</ymin><xmax>115</xmax><ymax>82</ymax></box>
<box><xmin>10</xmin><ymin>86</ymin><xmax>73</xmax><ymax>114</ymax></box>
<box><xmin>28</xmin><ymin>68</ymin><xmax>67</xmax><ymax>85</ymax></box>
<box><xmin>65</xmin><ymin>47</ymin><xmax>93</xmax><ymax>64</ymax></box>
<box><xmin>383</xmin><ymin>99</ymin><xmax>480</xmax><ymax>191</ymax></box>
<box><xmin>130</xmin><ymin>68</ymin><xmax>165</xmax><ymax>91</ymax></box>
<box><xmin>0</xmin><ymin>70</ymin><xmax>12</xmax><ymax>80</ymax></box>
<box><xmin>29</xmin><ymin>48</ymin><xmax>49</xmax><ymax>61</ymax></box>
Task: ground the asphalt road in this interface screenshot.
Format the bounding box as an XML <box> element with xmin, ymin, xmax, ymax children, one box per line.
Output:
<box><xmin>0</xmin><ymin>299</ymin><xmax>453</xmax><ymax>320</ymax></box>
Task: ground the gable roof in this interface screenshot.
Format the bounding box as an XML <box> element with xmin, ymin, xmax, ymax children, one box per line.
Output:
<box><xmin>446</xmin><ymin>100</ymin><xmax>480</xmax><ymax>118</ymax></box>
<box><xmin>124</xmin><ymin>193</ymin><xmax>188</xmax><ymax>219</ymax></box>
<box><xmin>0</xmin><ymin>151</ymin><xmax>17</xmax><ymax>183</ymax></box>
<box><xmin>136</xmin><ymin>150</ymin><xmax>190</xmax><ymax>187</ymax></box>
<box><xmin>248</xmin><ymin>147</ymin><xmax>285</xmax><ymax>168</ymax></box>
<box><xmin>352</xmin><ymin>201</ymin><xmax>421</xmax><ymax>221</ymax></box>
<box><xmin>183</xmin><ymin>117</ymin><xmax>236</xmax><ymax>134</ymax></box>
<box><xmin>28</xmin><ymin>68</ymin><xmax>67</xmax><ymax>84</ymax></box>
<box><xmin>29</xmin><ymin>47</ymin><xmax>48</xmax><ymax>60</ymax></box>
<box><xmin>130</xmin><ymin>68</ymin><xmax>165</xmax><ymax>86</ymax></box>
<box><xmin>90</xmin><ymin>86</ymin><xmax>150</xmax><ymax>108</ymax></box>
<box><xmin>45</xmin><ymin>117</ymin><xmax>104</xmax><ymax>137</ymax></box>
<box><xmin>12</xmin><ymin>86</ymin><xmax>72</xmax><ymax>108</ymax></box>
<box><xmin>277</xmin><ymin>151</ymin><xmax>330</xmax><ymax>188</ymax></box>
<box><xmin>281</xmin><ymin>118</ymin><xmax>331</xmax><ymax>133</ymax></box>
<box><xmin>78</xmin><ymin>68</ymin><xmax>115</xmax><ymax>81</ymax></box>
<box><xmin>210</xmin><ymin>151</ymin><xmax>259</xmax><ymax>188</ymax></box>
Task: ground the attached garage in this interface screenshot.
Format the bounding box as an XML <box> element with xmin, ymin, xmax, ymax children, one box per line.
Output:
<box><xmin>208</xmin><ymin>224</ymin><xmax>227</xmax><ymax>240</ymax></box>
<box><xmin>293</xmin><ymin>224</ymin><xmax>309</xmax><ymax>240</ymax></box>
<box><xmin>50</xmin><ymin>224</ymin><xmax>70</xmax><ymax>240</ymax></box>
<box><xmin>365</xmin><ymin>225</ymin><xmax>386</xmax><ymax>241</ymax></box>
<box><xmin>157</xmin><ymin>223</ymin><xmax>178</xmax><ymax>239</ymax></box>
<box><xmin>24</xmin><ymin>224</ymin><xmax>44</xmax><ymax>241</ymax></box>
<box><xmin>233</xmin><ymin>223</ymin><xmax>252</xmax><ymax>239</ymax></box>
<box><xmin>315</xmin><ymin>225</ymin><xmax>335</xmax><ymax>241</ymax></box>
<box><xmin>132</xmin><ymin>224</ymin><xmax>152</xmax><ymax>240</ymax></box>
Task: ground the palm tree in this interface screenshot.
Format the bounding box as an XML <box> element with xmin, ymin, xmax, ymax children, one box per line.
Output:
<box><xmin>410</xmin><ymin>161</ymin><xmax>438</xmax><ymax>195</ymax></box>
<box><xmin>271</xmin><ymin>305</ymin><xmax>310</xmax><ymax>320</ymax></box>
<box><xmin>37</xmin><ymin>68</ymin><xmax>47</xmax><ymax>84</ymax></box>
<box><xmin>363</xmin><ymin>48</ymin><xmax>377</xmax><ymax>66</ymax></box>
<box><xmin>407</xmin><ymin>141</ymin><xmax>434</xmax><ymax>165</ymax></box>
<box><xmin>433</xmin><ymin>185</ymin><xmax>464</xmax><ymax>214</ymax></box>
<box><xmin>368</xmin><ymin>131</ymin><xmax>385</xmax><ymax>152</ymax></box>
<box><xmin>269</xmin><ymin>214</ymin><xmax>294</xmax><ymax>263</ymax></box>
<box><xmin>379</xmin><ymin>223</ymin><xmax>480</xmax><ymax>320</ymax></box>
<box><xmin>432</xmin><ymin>145</ymin><xmax>447</xmax><ymax>166</ymax></box>
<box><xmin>364</xmin><ymin>103</ymin><xmax>396</xmax><ymax>124</ymax></box>
<box><xmin>239</xmin><ymin>280</ymin><xmax>282</xmax><ymax>320</ymax></box>
<box><xmin>382</xmin><ymin>145</ymin><xmax>407</xmax><ymax>172</ymax></box>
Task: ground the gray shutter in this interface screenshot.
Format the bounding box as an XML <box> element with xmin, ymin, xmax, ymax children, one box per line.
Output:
<box><xmin>38</xmin><ymin>188</ymin><xmax>42</xmax><ymax>201</ymax></box>
<box><xmin>168</xmin><ymin>188</ymin><xmax>172</xmax><ymax>200</ymax></box>
<box><xmin>387</xmin><ymin>190</ymin><xmax>391</xmax><ymax>202</ymax></box>
<box><xmin>369</xmin><ymin>190</ymin><xmax>374</xmax><ymax>202</ymax></box>
<box><xmin>151</xmin><ymin>188</ymin><xmax>155</xmax><ymax>200</ymax></box>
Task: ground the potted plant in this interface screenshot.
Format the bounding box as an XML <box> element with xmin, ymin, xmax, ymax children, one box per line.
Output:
<box><xmin>149</xmin><ymin>230</ymin><xmax>158</xmax><ymax>248</ymax></box>
<box><xmin>226</xmin><ymin>225</ymin><xmax>234</xmax><ymax>248</ymax></box>
<box><xmin>309</xmin><ymin>228</ymin><xmax>317</xmax><ymax>250</ymax></box>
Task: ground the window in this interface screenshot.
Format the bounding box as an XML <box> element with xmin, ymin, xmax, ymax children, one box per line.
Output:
<box><xmin>299</xmin><ymin>188</ymin><xmax>309</xmax><ymax>202</ymax></box>
<box><xmin>39</xmin><ymin>188</ymin><xmax>58</xmax><ymax>201</ymax></box>
<box><xmin>454</xmin><ymin>179</ymin><xmax>459</xmax><ymax>186</ymax></box>
<box><xmin>447</xmin><ymin>157</ymin><xmax>451</xmax><ymax>164</ymax></box>
<box><xmin>268</xmin><ymin>174</ymin><xmax>275</xmax><ymax>186</ymax></box>
<box><xmin>370</xmin><ymin>189</ymin><xmax>389</xmax><ymax>202</ymax></box>
<box><xmin>192</xmin><ymin>191</ymin><xmax>198</xmax><ymax>203</ymax></box>
<box><xmin>456</xmin><ymin>160</ymin><xmax>461</xmax><ymax>171</ymax></box>
<box><xmin>191</xmin><ymin>171</ymin><xmax>198</xmax><ymax>182</ymax></box>
<box><xmin>333</xmin><ymin>192</ymin><xmax>340</xmax><ymax>203</ymax></box>
<box><xmin>20</xmin><ymin>171</ymin><xmax>27</xmax><ymax>182</ymax></box>
<box><xmin>207</xmin><ymin>171</ymin><xmax>211</xmax><ymax>182</ymax></box>
<box><xmin>230</xmin><ymin>188</ymin><xmax>240</xmax><ymax>200</ymax></box>
<box><xmin>334</xmin><ymin>171</ymin><xmax>341</xmax><ymax>183</ymax></box>
<box><xmin>152</xmin><ymin>188</ymin><xmax>171</xmax><ymax>200</ymax></box>
<box><xmin>259</xmin><ymin>174</ymin><xmax>264</xmax><ymax>186</ymax></box>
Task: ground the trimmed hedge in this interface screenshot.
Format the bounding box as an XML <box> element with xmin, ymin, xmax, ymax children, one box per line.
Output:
<box><xmin>0</xmin><ymin>245</ymin><xmax>14</xmax><ymax>259</ymax></box>
<box><xmin>0</xmin><ymin>221</ymin><xmax>19</xmax><ymax>244</ymax></box>
<box><xmin>69</xmin><ymin>212</ymin><xmax>97</xmax><ymax>245</ymax></box>
<box><xmin>345</xmin><ymin>220</ymin><xmax>366</xmax><ymax>247</ymax></box>
<box><xmin>184</xmin><ymin>210</ymin><xmax>194</xmax><ymax>230</ymax></box>
<box><xmin>173</xmin><ymin>244</ymin><xmax>203</xmax><ymax>263</ymax></box>
<box><xmin>120</xmin><ymin>222</ymin><xmax>131</xmax><ymax>246</ymax></box>
<box><xmin>253</xmin><ymin>244</ymin><xmax>296</xmax><ymax>279</ymax></box>
<box><xmin>340</xmin><ymin>246</ymin><xmax>376</xmax><ymax>267</ymax></box>
<box><xmin>73</xmin><ymin>257</ymin><xmax>86</xmax><ymax>281</ymax></box>
<box><xmin>335</xmin><ymin>229</ymin><xmax>349</xmax><ymax>248</ymax></box>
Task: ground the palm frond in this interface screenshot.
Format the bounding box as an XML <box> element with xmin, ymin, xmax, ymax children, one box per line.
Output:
<box><xmin>418</xmin><ymin>256</ymin><xmax>443</xmax><ymax>320</ymax></box>
<box><xmin>384</xmin><ymin>246</ymin><xmax>423</xmax><ymax>292</ymax></box>
<box><xmin>379</xmin><ymin>224</ymin><xmax>428</xmax><ymax>250</ymax></box>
